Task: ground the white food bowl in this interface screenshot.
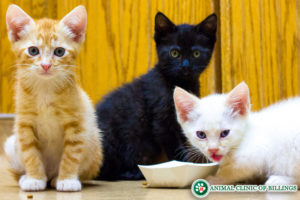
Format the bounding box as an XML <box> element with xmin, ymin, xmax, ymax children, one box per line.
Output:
<box><xmin>138</xmin><ymin>160</ymin><xmax>219</xmax><ymax>188</ymax></box>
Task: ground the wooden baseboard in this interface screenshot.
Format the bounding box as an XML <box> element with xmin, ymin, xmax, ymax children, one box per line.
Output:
<box><xmin>0</xmin><ymin>114</ymin><xmax>15</xmax><ymax>154</ymax></box>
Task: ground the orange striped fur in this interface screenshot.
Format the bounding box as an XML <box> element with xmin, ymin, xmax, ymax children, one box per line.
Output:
<box><xmin>4</xmin><ymin>5</ymin><xmax>103</xmax><ymax>191</ymax></box>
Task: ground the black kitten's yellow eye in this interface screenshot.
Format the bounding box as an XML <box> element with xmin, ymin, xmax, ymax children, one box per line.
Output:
<box><xmin>54</xmin><ymin>47</ymin><xmax>65</xmax><ymax>57</ymax></box>
<box><xmin>28</xmin><ymin>46</ymin><xmax>39</xmax><ymax>56</ymax></box>
<box><xmin>193</xmin><ymin>50</ymin><xmax>201</xmax><ymax>58</ymax></box>
<box><xmin>170</xmin><ymin>49</ymin><xmax>180</xmax><ymax>58</ymax></box>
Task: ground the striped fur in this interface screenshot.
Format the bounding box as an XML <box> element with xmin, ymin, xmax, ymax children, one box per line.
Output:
<box><xmin>4</xmin><ymin>5</ymin><xmax>103</xmax><ymax>191</ymax></box>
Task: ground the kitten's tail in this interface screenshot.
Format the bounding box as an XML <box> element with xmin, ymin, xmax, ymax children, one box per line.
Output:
<box><xmin>4</xmin><ymin>134</ymin><xmax>24</xmax><ymax>181</ymax></box>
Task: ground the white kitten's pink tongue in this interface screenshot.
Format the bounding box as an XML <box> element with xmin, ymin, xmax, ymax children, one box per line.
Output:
<box><xmin>211</xmin><ymin>154</ymin><xmax>223</xmax><ymax>162</ymax></box>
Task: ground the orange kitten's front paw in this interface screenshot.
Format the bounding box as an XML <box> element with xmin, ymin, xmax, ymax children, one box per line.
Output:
<box><xmin>56</xmin><ymin>178</ymin><xmax>82</xmax><ymax>192</ymax></box>
<box><xmin>206</xmin><ymin>176</ymin><xmax>226</xmax><ymax>185</ymax></box>
<box><xmin>19</xmin><ymin>175</ymin><xmax>47</xmax><ymax>191</ymax></box>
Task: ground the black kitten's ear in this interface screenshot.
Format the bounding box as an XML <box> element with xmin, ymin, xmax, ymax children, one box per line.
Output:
<box><xmin>195</xmin><ymin>13</ymin><xmax>217</xmax><ymax>36</ymax></box>
<box><xmin>155</xmin><ymin>12</ymin><xmax>176</xmax><ymax>34</ymax></box>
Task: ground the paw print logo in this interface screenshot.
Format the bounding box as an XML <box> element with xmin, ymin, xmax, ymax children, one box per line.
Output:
<box><xmin>191</xmin><ymin>179</ymin><xmax>210</xmax><ymax>198</ymax></box>
<box><xmin>195</xmin><ymin>183</ymin><xmax>205</xmax><ymax>193</ymax></box>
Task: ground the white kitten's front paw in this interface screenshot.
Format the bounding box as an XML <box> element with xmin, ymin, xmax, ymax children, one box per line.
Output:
<box><xmin>56</xmin><ymin>178</ymin><xmax>82</xmax><ymax>192</ymax></box>
<box><xmin>265</xmin><ymin>175</ymin><xmax>295</xmax><ymax>186</ymax></box>
<box><xmin>19</xmin><ymin>175</ymin><xmax>47</xmax><ymax>191</ymax></box>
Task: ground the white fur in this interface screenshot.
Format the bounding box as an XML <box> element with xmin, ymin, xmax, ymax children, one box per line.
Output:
<box><xmin>19</xmin><ymin>175</ymin><xmax>47</xmax><ymax>191</ymax></box>
<box><xmin>176</xmin><ymin>86</ymin><xmax>300</xmax><ymax>185</ymax></box>
<box><xmin>265</xmin><ymin>175</ymin><xmax>296</xmax><ymax>186</ymax></box>
<box><xmin>56</xmin><ymin>178</ymin><xmax>82</xmax><ymax>191</ymax></box>
<box><xmin>4</xmin><ymin>135</ymin><xmax>24</xmax><ymax>173</ymax></box>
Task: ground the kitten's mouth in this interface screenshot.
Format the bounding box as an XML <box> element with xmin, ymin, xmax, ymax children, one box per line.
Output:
<box><xmin>40</xmin><ymin>71</ymin><xmax>52</xmax><ymax>75</ymax></box>
<box><xmin>210</xmin><ymin>153</ymin><xmax>223</xmax><ymax>162</ymax></box>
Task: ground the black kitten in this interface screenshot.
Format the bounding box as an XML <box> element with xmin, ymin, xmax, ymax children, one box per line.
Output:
<box><xmin>95</xmin><ymin>12</ymin><xmax>217</xmax><ymax>180</ymax></box>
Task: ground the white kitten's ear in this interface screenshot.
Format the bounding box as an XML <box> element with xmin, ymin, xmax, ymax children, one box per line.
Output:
<box><xmin>174</xmin><ymin>87</ymin><xmax>197</xmax><ymax>123</ymax></box>
<box><xmin>59</xmin><ymin>5</ymin><xmax>87</xmax><ymax>43</ymax></box>
<box><xmin>6</xmin><ymin>4</ymin><xmax>34</xmax><ymax>42</ymax></box>
<box><xmin>226</xmin><ymin>82</ymin><xmax>250</xmax><ymax>117</ymax></box>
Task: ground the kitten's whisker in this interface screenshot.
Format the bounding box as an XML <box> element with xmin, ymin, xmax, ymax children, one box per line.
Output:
<box><xmin>59</xmin><ymin>65</ymin><xmax>79</xmax><ymax>69</ymax></box>
<box><xmin>8</xmin><ymin>63</ymin><xmax>33</xmax><ymax>70</ymax></box>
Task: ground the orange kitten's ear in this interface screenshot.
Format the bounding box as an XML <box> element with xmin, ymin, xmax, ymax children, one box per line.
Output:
<box><xmin>174</xmin><ymin>87</ymin><xmax>197</xmax><ymax>123</ymax></box>
<box><xmin>226</xmin><ymin>82</ymin><xmax>250</xmax><ymax>117</ymax></box>
<box><xmin>59</xmin><ymin>5</ymin><xmax>87</xmax><ymax>43</ymax></box>
<box><xmin>6</xmin><ymin>4</ymin><xmax>34</xmax><ymax>42</ymax></box>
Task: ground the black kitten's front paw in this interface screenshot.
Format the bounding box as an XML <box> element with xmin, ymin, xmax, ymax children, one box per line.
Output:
<box><xmin>120</xmin><ymin>170</ymin><xmax>144</xmax><ymax>180</ymax></box>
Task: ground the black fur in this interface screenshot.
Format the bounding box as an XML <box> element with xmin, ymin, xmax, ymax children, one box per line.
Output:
<box><xmin>95</xmin><ymin>12</ymin><xmax>217</xmax><ymax>180</ymax></box>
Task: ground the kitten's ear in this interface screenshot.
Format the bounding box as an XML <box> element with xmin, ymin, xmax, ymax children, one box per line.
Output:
<box><xmin>174</xmin><ymin>87</ymin><xmax>197</xmax><ymax>123</ymax></box>
<box><xmin>155</xmin><ymin>12</ymin><xmax>176</xmax><ymax>34</ymax></box>
<box><xmin>195</xmin><ymin>13</ymin><xmax>217</xmax><ymax>37</ymax></box>
<box><xmin>226</xmin><ymin>82</ymin><xmax>250</xmax><ymax>117</ymax></box>
<box><xmin>6</xmin><ymin>4</ymin><xmax>35</xmax><ymax>42</ymax></box>
<box><xmin>59</xmin><ymin>5</ymin><xmax>87</xmax><ymax>43</ymax></box>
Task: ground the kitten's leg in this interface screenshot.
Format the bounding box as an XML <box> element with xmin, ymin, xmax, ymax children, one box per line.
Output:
<box><xmin>16</xmin><ymin>120</ymin><xmax>47</xmax><ymax>191</ymax></box>
<box><xmin>56</xmin><ymin>120</ymin><xmax>84</xmax><ymax>192</ymax></box>
<box><xmin>154</xmin><ymin>125</ymin><xmax>185</xmax><ymax>161</ymax></box>
<box><xmin>119</xmin><ymin>168</ymin><xmax>144</xmax><ymax>180</ymax></box>
<box><xmin>78</xmin><ymin>128</ymin><xmax>103</xmax><ymax>181</ymax></box>
<box><xmin>206</xmin><ymin>162</ymin><xmax>256</xmax><ymax>185</ymax></box>
<box><xmin>265</xmin><ymin>175</ymin><xmax>296</xmax><ymax>185</ymax></box>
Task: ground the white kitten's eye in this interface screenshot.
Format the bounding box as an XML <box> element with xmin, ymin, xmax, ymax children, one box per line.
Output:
<box><xmin>54</xmin><ymin>47</ymin><xmax>65</xmax><ymax>57</ymax></box>
<box><xmin>28</xmin><ymin>46</ymin><xmax>39</xmax><ymax>56</ymax></box>
<box><xmin>220</xmin><ymin>130</ymin><xmax>230</xmax><ymax>138</ymax></box>
<box><xmin>196</xmin><ymin>131</ymin><xmax>206</xmax><ymax>139</ymax></box>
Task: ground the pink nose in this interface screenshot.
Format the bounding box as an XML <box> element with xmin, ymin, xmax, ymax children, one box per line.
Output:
<box><xmin>208</xmin><ymin>148</ymin><xmax>219</xmax><ymax>154</ymax></box>
<box><xmin>41</xmin><ymin>64</ymin><xmax>51</xmax><ymax>72</ymax></box>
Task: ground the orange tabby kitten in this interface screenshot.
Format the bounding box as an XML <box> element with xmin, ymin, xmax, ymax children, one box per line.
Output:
<box><xmin>4</xmin><ymin>5</ymin><xmax>103</xmax><ymax>192</ymax></box>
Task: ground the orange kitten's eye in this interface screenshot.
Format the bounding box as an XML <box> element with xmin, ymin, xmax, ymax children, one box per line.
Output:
<box><xmin>54</xmin><ymin>47</ymin><xmax>65</xmax><ymax>57</ymax></box>
<box><xmin>220</xmin><ymin>130</ymin><xmax>230</xmax><ymax>138</ymax></box>
<box><xmin>196</xmin><ymin>131</ymin><xmax>206</xmax><ymax>139</ymax></box>
<box><xmin>28</xmin><ymin>46</ymin><xmax>39</xmax><ymax>56</ymax></box>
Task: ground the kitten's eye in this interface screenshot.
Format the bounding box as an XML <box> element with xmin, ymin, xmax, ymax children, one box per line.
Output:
<box><xmin>170</xmin><ymin>49</ymin><xmax>180</xmax><ymax>58</ymax></box>
<box><xmin>28</xmin><ymin>46</ymin><xmax>39</xmax><ymax>56</ymax></box>
<box><xmin>196</xmin><ymin>131</ymin><xmax>206</xmax><ymax>139</ymax></box>
<box><xmin>220</xmin><ymin>130</ymin><xmax>230</xmax><ymax>138</ymax></box>
<box><xmin>54</xmin><ymin>47</ymin><xmax>65</xmax><ymax>57</ymax></box>
<box><xmin>193</xmin><ymin>50</ymin><xmax>201</xmax><ymax>58</ymax></box>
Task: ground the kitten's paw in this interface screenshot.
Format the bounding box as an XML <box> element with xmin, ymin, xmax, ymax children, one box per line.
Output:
<box><xmin>56</xmin><ymin>178</ymin><xmax>82</xmax><ymax>192</ymax></box>
<box><xmin>206</xmin><ymin>176</ymin><xmax>226</xmax><ymax>185</ymax></box>
<box><xmin>265</xmin><ymin>175</ymin><xmax>295</xmax><ymax>186</ymax></box>
<box><xmin>19</xmin><ymin>175</ymin><xmax>47</xmax><ymax>191</ymax></box>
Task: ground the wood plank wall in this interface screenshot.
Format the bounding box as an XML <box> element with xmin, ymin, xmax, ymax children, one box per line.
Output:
<box><xmin>0</xmin><ymin>0</ymin><xmax>298</xmax><ymax>113</ymax></box>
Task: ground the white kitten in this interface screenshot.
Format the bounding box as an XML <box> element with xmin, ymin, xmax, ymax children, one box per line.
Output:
<box><xmin>174</xmin><ymin>82</ymin><xmax>300</xmax><ymax>186</ymax></box>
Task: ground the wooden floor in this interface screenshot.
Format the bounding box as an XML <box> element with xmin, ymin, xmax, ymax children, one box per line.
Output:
<box><xmin>2</xmin><ymin>154</ymin><xmax>300</xmax><ymax>199</ymax></box>
<box><xmin>1</xmin><ymin>117</ymin><xmax>300</xmax><ymax>199</ymax></box>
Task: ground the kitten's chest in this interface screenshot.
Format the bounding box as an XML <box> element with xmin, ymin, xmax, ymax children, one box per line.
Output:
<box><xmin>35</xmin><ymin>93</ymin><xmax>64</xmax><ymax>146</ymax></box>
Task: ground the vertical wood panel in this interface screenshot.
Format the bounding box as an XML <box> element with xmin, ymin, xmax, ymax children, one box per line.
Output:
<box><xmin>0</xmin><ymin>0</ymin><xmax>299</xmax><ymax>113</ymax></box>
<box><xmin>220</xmin><ymin>0</ymin><xmax>299</xmax><ymax>111</ymax></box>
<box><xmin>0</xmin><ymin>0</ymin><xmax>218</xmax><ymax>113</ymax></box>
